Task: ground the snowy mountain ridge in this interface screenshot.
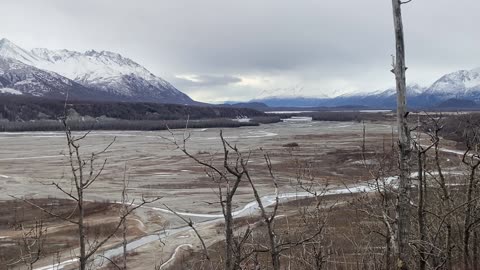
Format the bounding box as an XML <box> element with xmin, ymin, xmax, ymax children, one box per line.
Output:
<box><xmin>0</xmin><ymin>38</ymin><xmax>194</xmax><ymax>104</ymax></box>
<box><xmin>426</xmin><ymin>68</ymin><xmax>480</xmax><ymax>98</ymax></box>
<box><xmin>252</xmin><ymin>71</ymin><xmax>480</xmax><ymax>108</ymax></box>
<box><xmin>0</xmin><ymin>56</ymin><xmax>107</xmax><ymax>99</ymax></box>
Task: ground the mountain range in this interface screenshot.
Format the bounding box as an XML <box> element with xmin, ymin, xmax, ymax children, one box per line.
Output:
<box><xmin>0</xmin><ymin>38</ymin><xmax>195</xmax><ymax>104</ymax></box>
<box><xmin>252</xmin><ymin>68</ymin><xmax>480</xmax><ymax>108</ymax></box>
<box><xmin>2</xmin><ymin>38</ymin><xmax>479</xmax><ymax>109</ymax></box>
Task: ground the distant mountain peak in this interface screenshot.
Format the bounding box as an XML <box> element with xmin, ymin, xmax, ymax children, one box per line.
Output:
<box><xmin>426</xmin><ymin>68</ymin><xmax>480</xmax><ymax>99</ymax></box>
<box><xmin>0</xmin><ymin>38</ymin><xmax>38</xmax><ymax>64</ymax></box>
<box><xmin>0</xmin><ymin>38</ymin><xmax>14</xmax><ymax>46</ymax></box>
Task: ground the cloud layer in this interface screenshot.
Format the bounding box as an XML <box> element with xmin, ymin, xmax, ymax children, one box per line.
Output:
<box><xmin>0</xmin><ymin>0</ymin><xmax>478</xmax><ymax>102</ymax></box>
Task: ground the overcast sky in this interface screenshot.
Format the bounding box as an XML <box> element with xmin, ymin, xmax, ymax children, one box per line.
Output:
<box><xmin>0</xmin><ymin>0</ymin><xmax>478</xmax><ymax>102</ymax></box>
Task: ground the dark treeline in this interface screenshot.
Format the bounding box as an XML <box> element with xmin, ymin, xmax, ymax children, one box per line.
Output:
<box><xmin>0</xmin><ymin>118</ymin><xmax>270</xmax><ymax>132</ymax></box>
<box><xmin>434</xmin><ymin>113</ymin><xmax>480</xmax><ymax>146</ymax></box>
<box><xmin>0</xmin><ymin>95</ymin><xmax>266</xmax><ymax>122</ymax></box>
<box><xmin>308</xmin><ymin>111</ymin><xmax>394</xmax><ymax>122</ymax></box>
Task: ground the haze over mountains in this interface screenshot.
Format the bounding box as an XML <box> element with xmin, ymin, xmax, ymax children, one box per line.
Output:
<box><xmin>252</xmin><ymin>67</ymin><xmax>480</xmax><ymax>108</ymax></box>
<box><xmin>0</xmin><ymin>38</ymin><xmax>195</xmax><ymax>104</ymax></box>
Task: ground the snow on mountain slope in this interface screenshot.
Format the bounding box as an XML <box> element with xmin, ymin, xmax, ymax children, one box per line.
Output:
<box><xmin>29</xmin><ymin>49</ymin><xmax>166</xmax><ymax>88</ymax></box>
<box><xmin>0</xmin><ymin>57</ymin><xmax>105</xmax><ymax>99</ymax></box>
<box><xmin>27</xmin><ymin>48</ymin><xmax>193</xmax><ymax>103</ymax></box>
<box><xmin>0</xmin><ymin>38</ymin><xmax>194</xmax><ymax>104</ymax></box>
<box><xmin>0</xmin><ymin>38</ymin><xmax>38</xmax><ymax>64</ymax></box>
<box><xmin>338</xmin><ymin>83</ymin><xmax>426</xmax><ymax>98</ymax></box>
<box><xmin>426</xmin><ymin>68</ymin><xmax>480</xmax><ymax>98</ymax></box>
<box><xmin>376</xmin><ymin>83</ymin><xmax>426</xmax><ymax>97</ymax></box>
<box><xmin>0</xmin><ymin>88</ymin><xmax>23</xmax><ymax>95</ymax></box>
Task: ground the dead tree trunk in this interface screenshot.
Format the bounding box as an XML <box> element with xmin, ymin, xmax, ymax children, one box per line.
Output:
<box><xmin>78</xmin><ymin>188</ymin><xmax>87</xmax><ymax>270</ymax></box>
<box><xmin>244</xmin><ymin>154</ymin><xmax>281</xmax><ymax>270</ymax></box>
<box><xmin>168</xmin><ymin>130</ymin><xmax>244</xmax><ymax>270</ymax></box>
<box><xmin>417</xmin><ymin>150</ymin><xmax>427</xmax><ymax>270</ymax></box>
<box><xmin>463</xmin><ymin>159</ymin><xmax>480</xmax><ymax>269</ymax></box>
<box><xmin>224</xmin><ymin>193</ymin><xmax>235</xmax><ymax>270</ymax></box>
<box><xmin>391</xmin><ymin>0</ymin><xmax>412</xmax><ymax>269</ymax></box>
<box><xmin>122</xmin><ymin>166</ymin><xmax>128</xmax><ymax>270</ymax></box>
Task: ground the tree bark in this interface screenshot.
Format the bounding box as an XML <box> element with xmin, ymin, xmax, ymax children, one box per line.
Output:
<box><xmin>417</xmin><ymin>151</ymin><xmax>426</xmax><ymax>270</ymax></box>
<box><xmin>474</xmin><ymin>230</ymin><xmax>478</xmax><ymax>270</ymax></box>
<box><xmin>225</xmin><ymin>195</ymin><xmax>235</xmax><ymax>270</ymax></box>
<box><xmin>78</xmin><ymin>188</ymin><xmax>86</xmax><ymax>270</ymax></box>
<box><xmin>122</xmin><ymin>173</ymin><xmax>128</xmax><ymax>270</ymax></box>
<box><xmin>391</xmin><ymin>1</ymin><xmax>412</xmax><ymax>269</ymax></box>
<box><xmin>464</xmin><ymin>167</ymin><xmax>477</xmax><ymax>269</ymax></box>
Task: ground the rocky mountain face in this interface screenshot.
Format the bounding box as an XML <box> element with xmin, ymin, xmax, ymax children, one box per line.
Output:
<box><xmin>0</xmin><ymin>57</ymin><xmax>107</xmax><ymax>100</ymax></box>
<box><xmin>0</xmin><ymin>38</ymin><xmax>195</xmax><ymax>104</ymax></box>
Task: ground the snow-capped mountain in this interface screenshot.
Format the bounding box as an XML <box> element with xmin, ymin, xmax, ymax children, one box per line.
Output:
<box><xmin>0</xmin><ymin>38</ymin><xmax>194</xmax><ymax>104</ymax></box>
<box><xmin>423</xmin><ymin>68</ymin><xmax>480</xmax><ymax>102</ymax></box>
<box><xmin>251</xmin><ymin>95</ymin><xmax>332</xmax><ymax>107</ymax></box>
<box><xmin>253</xmin><ymin>84</ymin><xmax>428</xmax><ymax>108</ymax></box>
<box><xmin>250</xmin><ymin>73</ymin><xmax>480</xmax><ymax>109</ymax></box>
<box><xmin>375</xmin><ymin>83</ymin><xmax>425</xmax><ymax>97</ymax></box>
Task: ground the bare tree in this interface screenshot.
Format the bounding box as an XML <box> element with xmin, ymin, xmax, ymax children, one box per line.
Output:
<box><xmin>163</xmin><ymin>204</ymin><xmax>211</xmax><ymax>263</ymax></box>
<box><xmin>16</xmin><ymin>118</ymin><xmax>156</xmax><ymax>270</ymax></box>
<box><xmin>167</xmin><ymin>129</ymin><xmax>249</xmax><ymax>270</ymax></box>
<box><xmin>7</xmin><ymin>221</ymin><xmax>47</xmax><ymax>270</ymax></box>
<box><xmin>461</xmin><ymin>122</ymin><xmax>480</xmax><ymax>269</ymax></box>
<box><xmin>358</xmin><ymin>123</ymin><xmax>399</xmax><ymax>270</ymax></box>
<box><xmin>391</xmin><ymin>0</ymin><xmax>413</xmax><ymax>268</ymax></box>
<box><xmin>411</xmin><ymin>115</ymin><xmax>437</xmax><ymax>270</ymax></box>
<box><xmin>121</xmin><ymin>163</ymin><xmax>129</xmax><ymax>270</ymax></box>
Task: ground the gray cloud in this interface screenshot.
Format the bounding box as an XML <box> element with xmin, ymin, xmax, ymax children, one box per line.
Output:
<box><xmin>172</xmin><ymin>75</ymin><xmax>242</xmax><ymax>88</ymax></box>
<box><xmin>0</xmin><ymin>0</ymin><xmax>478</xmax><ymax>102</ymax></box>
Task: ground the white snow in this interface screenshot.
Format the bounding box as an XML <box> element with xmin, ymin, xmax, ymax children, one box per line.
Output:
<box><xmin>0</xmin><ymin>38</ymin><xmax>38</xmax><ymax>64</ymax></box>
<box><xmin>337</xmin><ymin>83</ymin><xmax>426</xmax><ymax>98</ymax></box>
<box><xmin>266</xmin><ymin>111</ymin><xmax>315</xmax><ymax>114</ymax></box>
<box><xmin>25</xmin><ymin>48</ymin><xmax>177</xmax><ymax>96</ymax></box>
<box><xmin>33</xmin><ymin>259</ymin><xmax>78</xmax><ymax>270</ymax></box>
<box><xmin>0</xmin><ymin>38</ymin><xmax>181</xmax><ymax>98</ymax></box>
<box><xmin>159</xmin><ymin>244</ymin><xmax>193</xmax><ymax>269</ymax></box>
<box><xmin>0</xmin><ymin>87</ymin><xmax>22</xmax><ymax>95</ymax></box>
<box><xmin>233</xmin><ymin>117</ymin><xmax>251</xmax><ymax>123</ymax></box>
<box><xmin>428</xmin><ymin>68</ymin><xmax>480</xmax><ymax>96</ymax></box>
<box><xmin>281</xmin><ymin>116</ymin><xmax>312</xmax><ymax>122</ymax></box>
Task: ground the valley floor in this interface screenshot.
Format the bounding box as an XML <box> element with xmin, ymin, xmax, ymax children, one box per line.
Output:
<box><xmin>0</xmin><ymin>120</ymin><xmax>463</xmax><ymax>269</ymax></box>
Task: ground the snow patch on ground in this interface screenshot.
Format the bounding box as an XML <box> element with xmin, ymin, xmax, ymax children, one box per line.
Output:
<box><xmin>281</xmin><ymin>117</ymin><xmax>312</xmax><ymax>122</ymax></box>
<box><xmin>159</xmin><ymin>244</ymin><xmax>193</xmax><ymax>269</ymax></box>
<box><xmin>267</xmin><ymin>111</ymin><xmax>315</xmax><ymax>114</ymax></box>
<box><xmin>33</xmin><ymin>258</ymin><xmax>78</xmax><ymax>270</ymax></box>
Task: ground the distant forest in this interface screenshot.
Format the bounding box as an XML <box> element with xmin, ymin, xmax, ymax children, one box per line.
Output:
<box><xmin>0</xmin><ymin>95</ymin><xmax>284</xmax><ymax>131</ymax></box>
<box><xmin>0</xmin><ymin>95</ymin><xmax>266</xmax><ymax>122</ymax></box>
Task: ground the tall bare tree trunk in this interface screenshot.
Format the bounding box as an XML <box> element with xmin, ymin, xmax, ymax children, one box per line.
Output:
<box><xmin>391</xmin><ymin>1</ymin><xmax>412</xmax><ymax>269</ymax></box>
<box><xmin>474</xmin><ymin>230</ymin><xmax>479</xmax><ymax>270</ymax></box>
<box><xmin>225</xmin><ymin>198</ymin><xmax>235</xmax><ymax>270</ymax></box>
<box><xmin>417</xmin><ymin>151</ymin><xmax>426</xmax><ymax>270</ymax></box>
<box><xmin>78</xmin><ymin>188</ymin><xmax>87</xmax><ymax>270</ymax></box>
<box><xmin>122</xmin><ymin>169</ymin><xmax>128</xmax><ymax>270</ymax></box>
<box><xmin>464</xmin><ymin>167</ymin><xmax>478</xmax><ymax>269</ymax></box>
